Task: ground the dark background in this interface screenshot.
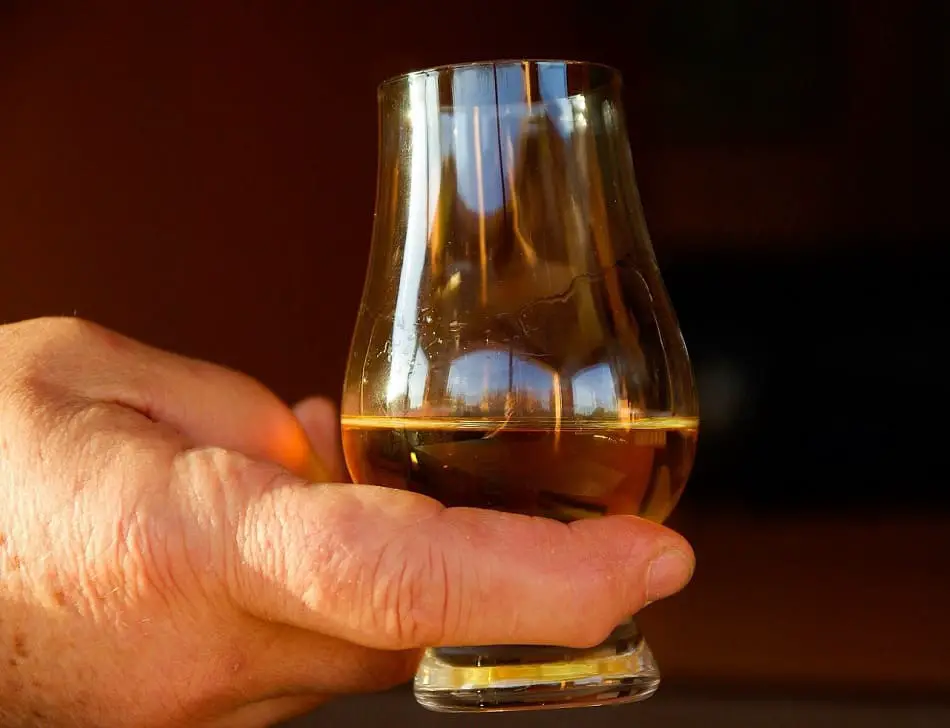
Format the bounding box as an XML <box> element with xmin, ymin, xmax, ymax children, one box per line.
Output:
<box><xmin>2</xmin><ymin>1</ymin><xmax>948</xmax><ymax>725</ymax></box>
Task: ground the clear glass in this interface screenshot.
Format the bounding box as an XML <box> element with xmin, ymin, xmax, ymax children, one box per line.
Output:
<box><xmin>341</xmin><ymin>59</ymin><xmax>698</xmax><ymax>713</ymax></box>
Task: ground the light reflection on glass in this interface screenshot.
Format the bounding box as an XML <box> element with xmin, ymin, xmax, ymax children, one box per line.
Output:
<box><xmin>386</xmin><ymin>74</ymin><xmax>440</xmax><ymax>405</ymax></box>
<box><xmin>572</xmin><ymin>363</ymin><xmax>619</xmax><ymax>417</ymax></box>
<box><xmin>444</xmin><ymin>348</ymin><xmax>558</xmax><ymax>415</ymax></box>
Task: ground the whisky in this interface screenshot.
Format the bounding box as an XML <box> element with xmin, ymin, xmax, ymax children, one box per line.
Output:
<box><xmin>341</xmin><ymin>414</ymin><xmax>697</xmax><ymax>686</ymax></box>
<box><xmin>341</xmin><ymin>415</ymin><xmax>698</xmax><ymax>524</ymax></box>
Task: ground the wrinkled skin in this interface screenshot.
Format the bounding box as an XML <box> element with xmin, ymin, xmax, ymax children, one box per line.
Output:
<box><xmin>0</xmin><ymin>318</ymin><xmax>694</xmax><ymax>727</ymax></box>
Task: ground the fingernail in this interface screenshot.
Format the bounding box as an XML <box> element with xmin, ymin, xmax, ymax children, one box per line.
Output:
<box><xmin>646</xmin><ymin>549</ymin><xmax>694</xmax><ymax>602</ymax></box>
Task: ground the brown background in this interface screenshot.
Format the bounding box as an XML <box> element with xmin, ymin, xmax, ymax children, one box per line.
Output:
<box><xmin>2</xmin><ymin>1</ymin><xmax>948</xmax><ymax>721</ymax></box>
<box><xmin>3</xmin><ymin>1</ymin><xmax>943</xmax><ymax>405</ymax></box>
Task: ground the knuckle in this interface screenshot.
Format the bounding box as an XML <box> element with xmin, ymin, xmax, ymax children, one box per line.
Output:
<box><xmin>170</xmin><ymin>447</ymin><xmax>244</xmax><ymax>571</ymax></box>
<box><xmin>0</xmin><ymin>318</ymin><xmax>136</xmax><ymax>445</ymax></box>
<box><xmin>367</xmin><ymin>532</ymin><xmax>455</xmax><ymax>648</ymax></box>
<box><xmin>172</xmin><ymin>447</ymin><xmax>293</xmax><ymax>603</ymax></box>
<box><xmin>0</xmin><ymin>316</ymin><xmax>108</xmax><ymax>393</ymax></box>
<box><xmin>81</xmin><ymin>441</ymin><xmax>184</xmax><ymax>607</ymax></box>
<box><xmin>6</xmin><ymin>315</ymin><xmax>104</xmax><ymax>353</ymax></box>
<box><xmin>15</xmin><ymin>431</ymin><xmax>185</xmax><ymax>625</ymax></box>
<box><xmin>88</xmin><ymin>504</ymin><xmax>182</xmax><ymax>616</ymax></box>
<box><xmin>43</xmin><ymin>315</ymin><xmax>105</xmax><ymax>341</ymax></box>
<box><xmin>39</xmin><ymin>315</ymin><xmax>114</xmax><ymax>348</ymax></box>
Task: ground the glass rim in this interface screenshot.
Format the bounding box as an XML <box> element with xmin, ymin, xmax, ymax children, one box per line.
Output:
<box><xmin>378</xmin><ymin>58</ymin><xmax>622</xmax><ymax>92</ymax></box>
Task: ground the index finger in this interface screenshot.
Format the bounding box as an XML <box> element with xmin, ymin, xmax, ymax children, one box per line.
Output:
<box><xmin>21</xmin><ymin>317</ymin><xmax>329</xmax><ymax>481</ymax></box>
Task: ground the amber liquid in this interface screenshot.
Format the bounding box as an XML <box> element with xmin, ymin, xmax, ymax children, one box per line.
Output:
<box><xmin>341</xmin><ymin>415</ymin><xmax>697</xmax><ymax>524</ymax></box>
<box><xmin>342</xmin><ymin>415</ymin><xmax>696</xmax><ymax>680</ymax></box>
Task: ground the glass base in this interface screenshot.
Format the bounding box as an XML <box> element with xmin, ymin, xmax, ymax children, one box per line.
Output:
<box><xmin>413</xmin><ymin>619</ymin><xmax>659</xmax><ymax>713</ymax></box>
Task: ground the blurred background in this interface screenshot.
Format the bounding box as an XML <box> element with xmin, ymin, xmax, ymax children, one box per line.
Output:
<box><xmin>2</xmin><ymin>1</ymin><xmax>948</xmax><ymax>725</ymax></box>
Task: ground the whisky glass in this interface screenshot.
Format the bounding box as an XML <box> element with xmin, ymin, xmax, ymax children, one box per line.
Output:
<box><xmin>341</xmin><ymin>60</ymin><xmax>698</xmax><ymax>713</ymax></box>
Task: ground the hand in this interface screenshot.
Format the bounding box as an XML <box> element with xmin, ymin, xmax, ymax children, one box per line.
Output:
<box><xmin>0</xmin><ymin>318</ymin><xmax>694</xmax><ymax>727</ymax></box>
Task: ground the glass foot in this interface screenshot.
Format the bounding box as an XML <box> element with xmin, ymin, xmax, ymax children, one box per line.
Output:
<box><xmin>413</xmin><ymin>619</ymin><xmax>659</xmax><ymax>713</ymax></box>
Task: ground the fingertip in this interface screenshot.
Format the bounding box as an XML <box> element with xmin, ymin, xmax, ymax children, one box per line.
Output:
<box><xmin>293</xmin><ymin>396</ymin><xmax>346</xmax><ymax>482</ymax></box>
<box><xmin>601</xmin><ymin>516</ymin><xmax>695</xmax><ymax>602</ymax></box>
<box><xmin>564</xmin><ymin>514</ymin><xmax>694</xmax><ymax>616</ymax></box>
<box><xmin>646</xmin><ymin>547</ymin><xmax>694</xmax><ymax>603</ymax></box>
<box><xmin>408</xmin><ymin>509</ymin><xmax>695</xmax><ymax>648</ymax></box>
<box><xmin>293</xmin><ymin>397</ymin><xmax>338</xmax><ymax>435</ymax></box>
<box><xmin>585</xmin><ymin>513</ymin><xmax>692</xmax><ymax>551</ymax></box>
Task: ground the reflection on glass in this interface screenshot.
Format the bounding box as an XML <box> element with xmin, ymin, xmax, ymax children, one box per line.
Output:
<box><xmin>341</xmin><ymin>60</ymin><xmax>698</xmax><ymax>714</ymax></box>
<box><xmin>384</xmin><ymin>78</ymin><xmax>432</xmax><ymax>406</ymax></box>
<box><xmin>572</xmin><ymin>363</ymin><xmax>619</xmax><ymax>417</ymax></box>
<box><xmin>445</xmin><ymin>348</ymin><xmax>556</xmax><ymax>413</ymax></box>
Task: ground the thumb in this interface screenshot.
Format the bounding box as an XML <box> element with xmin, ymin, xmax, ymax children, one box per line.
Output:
<box><xmin>222</xmin><ymin>456</ymin><xmax>694</xmax><ymax>651</ymax></box>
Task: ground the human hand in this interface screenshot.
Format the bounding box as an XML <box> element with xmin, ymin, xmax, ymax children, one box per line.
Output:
<box><xmin>0</xmin><ymin>317</ymin><xmax>694</xmax><ymax>727</ymax></box>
